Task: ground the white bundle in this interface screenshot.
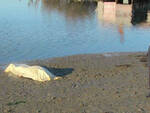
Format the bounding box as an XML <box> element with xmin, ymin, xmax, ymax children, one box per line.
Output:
<box><xmin>4</xmin><ymin>64</ymin><xmax>61</xmax><ymax>82</ymax></box>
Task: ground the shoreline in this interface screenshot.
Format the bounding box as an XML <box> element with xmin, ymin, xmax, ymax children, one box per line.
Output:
<box><xmin>0</xmin><ymin>51</ymin><xmax>146</xmax><ymax>64</ymax></box>
<box><xmin>0</xmin><ymin>52</ymin><xmax>150</xmax><ymax>113</ymax></box>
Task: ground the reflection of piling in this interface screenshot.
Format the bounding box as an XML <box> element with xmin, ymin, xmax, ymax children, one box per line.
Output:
<box><xmin>98</xmin><ymin>0</ymin><xmax>150</xmax><ymax>26</ymax></box>
<box><xmin>96</xmin><ymin>1</ymin><xmax>132</xmax><ymax>26</ymax></box>
<box><xmin>131</xmin><ymin>0</ymin><xmax>149</xmax><ymax>25</ymax></box>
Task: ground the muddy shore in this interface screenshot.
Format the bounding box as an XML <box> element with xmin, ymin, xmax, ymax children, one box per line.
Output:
<box><xmin>0</xmin><ymin>52</ymin><xmax>150</xmax><ymax>113</ymax></box>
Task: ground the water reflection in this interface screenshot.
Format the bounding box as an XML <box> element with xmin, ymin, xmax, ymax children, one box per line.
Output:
<box><xmin>28</xmin><ymin>0</ymin><xmax>40</xmax><ymax>7</ymax></box>
<box><xmin>27</xmin><ymin>0</ymin><xmax>150</xmax><ymax>26</ymax></box>
<box><xmin>25</xmin><ymin>0</ymin><xmax>150</xmax><ymax>46</ymax></box>
<box><xmin>118</xmin><ymin>25</ymin><xmax>125</xmax><ymax>44</ymax></box>
<box><xmin>97</xmin><ymin>0</ymin><xmax>150</xmax><ymax>26</ymax></box>
<box><xmin>96</xmin><ymin>0</ymin><xmax>150</xmax><ymax>43</ymax></box>
<box><xmin>132</xmin><ymin>0</ymin><xmax>149</xmax><ymax>25</ymax></box>
<box><xmin>28</xmin><ymin>0</ymin><xmax>97</xmax><ymax>21</ymax></box>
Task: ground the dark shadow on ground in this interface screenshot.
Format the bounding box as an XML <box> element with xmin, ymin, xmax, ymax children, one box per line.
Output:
<box><xmin>43</xmin><ymin>66</ymin><xmax>74</xmax><ymax>77</ymax></box>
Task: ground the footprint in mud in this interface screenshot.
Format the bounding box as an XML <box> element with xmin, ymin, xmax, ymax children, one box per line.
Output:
<box><xmin>135</xmin><ymin>55</ymin><xmax>147</xmax><ymax>63</ymax></box>
<box><xmin>139</xmin><ymin>57</ymin><xmax>147</xmax><ymax>63</ymax></box>
<box><xmin>112</xmin><ymin>64</ymin><xmax>132</xmax><ymax>73</ymax></box>
<box><xmin>135</xmin><ymin>55</ymin><xmax>148</xmax><ymax>67</ymax></box>
<box><xmin>115</xmin><ymin>64</ymin><xmax>131</xmax><ymax>68</ymax></box>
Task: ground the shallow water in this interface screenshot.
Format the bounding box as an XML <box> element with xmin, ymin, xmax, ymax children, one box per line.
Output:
<box><xmin>0</xmin><ymin>0</ymin><xmax>150</xmax><ymax>63</ymax></box>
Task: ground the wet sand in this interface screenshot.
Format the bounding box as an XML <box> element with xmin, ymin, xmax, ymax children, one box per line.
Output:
<box><xmin>0</xmin><ymin>52</ymin><xmax>150</xmax><ymax>113</ymax></box>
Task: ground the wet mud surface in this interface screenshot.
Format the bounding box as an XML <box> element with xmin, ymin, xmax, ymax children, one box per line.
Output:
<box><xmin>0</xmin><ymin>52</ymin><xmax>150</xmax><ymax>113</ymax></box>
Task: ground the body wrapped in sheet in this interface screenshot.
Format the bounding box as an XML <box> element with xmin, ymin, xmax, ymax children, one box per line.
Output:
<box><xmin>5</xmin><ymin>64</ymin><xmax>60</xmax><ymax>82</ymax></box>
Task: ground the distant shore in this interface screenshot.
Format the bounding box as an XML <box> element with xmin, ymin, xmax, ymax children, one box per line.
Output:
<box><xmin>0</xmin><ymin>52</ymin><xmax>150</xmax><ymax>113</ymax></box>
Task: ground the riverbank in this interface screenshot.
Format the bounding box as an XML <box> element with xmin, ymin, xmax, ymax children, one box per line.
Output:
<box><xmin>0</xmin><ymin>52</ymin><xmax>150</xmax><ymax>113</ymax></box>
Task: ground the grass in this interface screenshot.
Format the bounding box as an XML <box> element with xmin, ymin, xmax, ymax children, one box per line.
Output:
<box><xmin>7</xmin><ymin>100</ymin><xmax>26</xmax><ymax>106</ymax></box>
